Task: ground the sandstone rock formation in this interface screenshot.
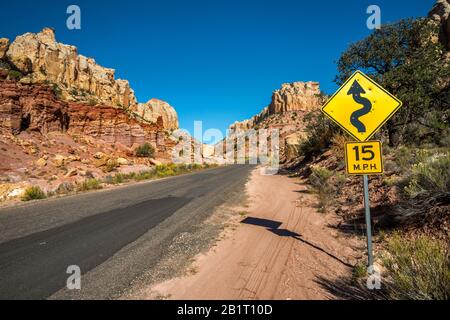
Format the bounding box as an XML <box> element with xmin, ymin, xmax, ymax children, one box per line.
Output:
<box><xmin>0</xmin><ymin>38</ymin><xmax>9</xmax><ymax>60</ymax></box>
<box><xmin>0</xmin><ymin>80</ymin><xmax>69</xmax><ymax>135</ymax></box>
<box><xmin>132</xmin><ymin>98</ymin><xmax>179</xmax><ymax>131</ymax></box>
<box><xmin>0</xmin><ymin>81</ymin><xmax>170</xmax><ymax>149</ymax></box>
<box><xmin>0</xmin><ymin>28</ymin><xmax>179</xmax><ymax>132</ymax></box>
<box><xmin>429</xmin><ymin>0</ymin><xmax>450</xmax><ymax>49</ymax></box>
<box><xmin>229</xmin><ymin>82</ymin><xmax>322</xmax><ymax>133</ymax></box>
<box><xmin>5</xmin><ymin>28</ymin><xmax>138</xmax><ymax>110</ymax></box>
<box><xmin>268</xmin><ymin>82</ymin><xmax>321</xmax><ymax>114</ymax></box>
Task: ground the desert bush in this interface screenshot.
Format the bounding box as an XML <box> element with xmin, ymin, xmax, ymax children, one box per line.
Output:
<box><xmin>300</xmin><ymin>111</ymin><xmax>340</xmax><ymax>159</ymax></box>
<box><xmin>55</xmin><ymin>182</ymin><xmax>74</xmax><ymax>194</ymax></box>
<box><xmin>21</xmin><ymin>186</ymin><xmax>47</xmax><ymax>201</ymax></box>
<box><xmin>135</xmin><ymin>143</ymin><xmax>155</xmax><ymax>158</ymax></box>
<box><xmin>77</xmin><ymin>178</ymin><xmax>102</xmax><ymax>191</ymax></box>
<box><xmin>330</xmin><ymin>134</ymin><xmax>347</xmax><ymax>161</ymax></box>
<box><xmin>112</xmin><ymin>173</ymin><xmax>125</xmax><ymax>184</ymax></box>
<box><xmin>8</xmin><ymin>70</ymin><xmax>23</xmax><ymax>80</ymax></box>
<box><xmin>309</xmin><ymin>166</ymin><xmax>335</xmax><ymax>212</ymax></box>
<box><xmin>382</xmin><ymin>234</ymin><xmax>450</xmax><ymax>300</ymax></box>
<box><xmin>405</xmin><ymin>152</ymin><xmax>450</xmax><ymax>198</ymax></box>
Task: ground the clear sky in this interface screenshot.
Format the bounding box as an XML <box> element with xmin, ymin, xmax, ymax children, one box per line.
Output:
<box><xmin>0</xmin><ymin>0</ymin><xmax>434</xmax><ymax>136</ymax></box>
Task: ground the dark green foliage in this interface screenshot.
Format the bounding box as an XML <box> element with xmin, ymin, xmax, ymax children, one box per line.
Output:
<box><xmin>135</xmin><ymin>143</ymin><xmax>155</xmax><ymax>158</ymax></box>
<box><xmin>299</xmin><ymin>111</ymin><xmax>340</xmax><ymax>159</ymax></box>
<box><xmin>336</xmin><ymin>18</ymin><xmax>450</xmax><ymax>146</ymax></box>
<box><xmin>21</xmin><ymin>186</ymin><xmax>47</xmax><ymax>201</ymax></box>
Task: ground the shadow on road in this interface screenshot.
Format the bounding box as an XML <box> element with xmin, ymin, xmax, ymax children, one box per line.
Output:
<box><xmin>240</xmin><ymin>217</ymin><xmax>353</xmax><ymax>268</ymax></box>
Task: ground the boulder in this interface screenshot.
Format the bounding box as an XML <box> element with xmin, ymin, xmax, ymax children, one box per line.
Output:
<box><xmin>93</xmin><ymin>152</ymin><xmax>106</xmax><ymax>159</ymax></box>
<box><xmin>116</xmin><ymin>157</ymin><xmax>129</xmax><ymax>166</ymax></box>
<box><xmin>53</xmin><ymin>154</ymin><xmax>68</xmax><ymax>167</ymax></box>
<box><xmin>36</xmin><ymin>158</ymin><xmax>47</xmax><ymax>167</ymax></box>
<box><xmin>149</xmin><ymin>158</ymin><xmax>162</xmax><ymax>166</ymax></box>
<box><xmin>0</xmin><ymin>38</ymin><xmax>9</xmax><ymax>59</ymax></box>
<box><xmin>65</xmin><ymin>168</ymin><xmax>78</xmax><ymax>177</ymax></box>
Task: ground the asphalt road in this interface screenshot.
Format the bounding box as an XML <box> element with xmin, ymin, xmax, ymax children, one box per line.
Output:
<box><xmin>0</xmin><ymin>165</ymin><xmax>253</xmax><ymax>300</ymax></box>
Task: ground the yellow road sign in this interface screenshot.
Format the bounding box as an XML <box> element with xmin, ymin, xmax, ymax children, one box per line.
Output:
<box><xmin>322</xmin><ymin>70</ymin><xmax>402</xmax><ymax>142</ymax></box>
<box><xmin>345</xmin><ymin>141</ymin><xmax>383</xmax><ymax>175</ymax></box>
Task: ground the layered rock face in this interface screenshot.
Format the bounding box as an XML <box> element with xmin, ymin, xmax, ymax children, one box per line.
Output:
<box><xmin>1</xmin><ymin>28</ymin><xmax>179</xmax><ymax>132</ymax></box>
<box><xmin>229</xmin><ymin>82</ymin><xmax>322</xmax><ymax>132</ymax></box>
<box><xmin>268</xmin><ymin>82</ymin><xmax>321</xmax><ymax>115</ymax></box>
<box><xmin>132</xmin><ymin>98</ymin><xmax>179</xmax><ymax>131</ymax></box>
<box><xmin>429</xmin><ymin>0</ymin><xmax>450</xmax><ymax>49</ymax></box>
<box><xmin>0</xmin><ymin>81</ymin><xmax>69</xmax><ymax>135</ymax></box>
<box><xmin>5</xmin><ymin>28</ymin><xmax>138</xmax><ymax>109</ymax></box>
<box><xmin>0</xmin><ymin>81</ymin><xmax>168</xmax><ymax>149</ymax></box>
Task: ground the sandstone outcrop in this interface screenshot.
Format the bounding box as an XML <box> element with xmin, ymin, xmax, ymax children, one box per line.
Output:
<box><xmin>0</xmin><ymin>80</ymin><xmax>69</xmax><ymax>135</ymax></box>
<box><xmin>429</xmin><ymin>0</ymin><xmax>450</xmax><ymax>49</ymax></box>
<box><xmin>2</xmin><ymin>28</ymin><xmax>180</xmax><ymax>131</ymax></box>
<box><xmin>5</xmin><ymin>28</ymin><xmax>138</xmax><ymax>110</ymax></box>
<box><xmin>268</xmin><ymin>82</ymin><xmax>321</xmax><ymax>115</ymax></box>
<box><xmin>0</xmin><ymin>81</ymin><xmax>170</xmax><ymax>149</ymax></box>
<box><xmin>229</xmin><ymin>82</ymin><xmax>322</xmax><ymax>132</ymax></box>
<box><xmin>132</xmin><ymin>98</ymin><xmax>179</xmax><ymax>131</ymax></box>
<box><xmin>0</xmin><ymin>38</ymin><xmax>9</xmax><ymax>60</ymax></box>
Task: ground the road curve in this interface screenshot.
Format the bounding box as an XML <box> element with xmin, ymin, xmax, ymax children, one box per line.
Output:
<box><xmin>0</xmin><ymin>165</ymin><xmax>253</xmax><ymax>300</ymax></box>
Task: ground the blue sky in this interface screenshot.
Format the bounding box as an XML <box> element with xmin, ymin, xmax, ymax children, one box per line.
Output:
<box><xmin>0</xmin><ymin>0</ymin><xmax>434</xmax><ymax>136</ymax></box>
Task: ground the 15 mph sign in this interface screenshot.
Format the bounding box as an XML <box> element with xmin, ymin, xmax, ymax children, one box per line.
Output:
<box><xmin>321</xmin><ymin>70</ymin><xmax>402</xmax><ymax>269</ymax></box>
<box><xmin>345</xmin><ymin>141</ymin><xmax>383</xmax><ymax>175</ymax></box>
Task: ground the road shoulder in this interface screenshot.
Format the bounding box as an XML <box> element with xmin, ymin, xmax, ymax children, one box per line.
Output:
<box><xmin>125</xmin><ymin>168</ymin><xmax>363</xmax><ymax>300</ymax></box>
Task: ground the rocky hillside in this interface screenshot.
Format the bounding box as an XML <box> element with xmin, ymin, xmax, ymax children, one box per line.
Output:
<box><xmin>0</xmin><ymin>28</ymin><xmax>183</xmax><ymax>202</ymax></box>
<box><xmin>228</xmin><ymin>81</ymin><xmax>325</xmax><ymax>163</ymax></box>
<box><xmin>0</xmin><ymin>28</ymin><xmax>178</xmax><ymax>131</ymax></box>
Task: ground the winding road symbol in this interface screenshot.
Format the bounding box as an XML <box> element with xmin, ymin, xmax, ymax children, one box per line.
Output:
<box><xmin>321</xmin><ymin>70</ymin><xmax>402</xmax><ymax>142</ymax></box>
<box><xmin>347</xmin><ymin>80</ymin><xmax>372</xmax><ymax>133</ymax></box>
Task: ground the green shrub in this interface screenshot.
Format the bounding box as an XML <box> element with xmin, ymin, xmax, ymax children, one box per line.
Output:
<box><xmin>55</xmin><ymin>182</ymin><xmax>74</xmax><ymax>194</ymax></box>
<box><xmin>112</xmin><ymin>173</ymin><xmax>125</xmax><ymax>184</ymax></box>
<box><xmin>77</xmin><ymin>178</ymin><xmax>102</xmax><ymax>191</ymax></box>
<box><xmin>135</xmin><ymin>143</ymin><xmax>155</xmax><ymax>158</ymax></box>
<box><xmin>405</xmin><ymin>152</ymin><xmax>450</xmax><ymax>198</ymax></box>
<box><xmin>21</xmin><ymin>186</ymin><xmax>47</xmax><ymax>201</ymax></box>
<box><xmin>300</xmin><ymin>111</ymin><xmax>339</xmax><ymax>159</ymax></box>
<box><xmin>382</xmin><ymin>234</ymin><xmax>450</xmax><ymax>300</ymax></box>
<box><xmin>8</xmin><ymin>70</ymin><xmax>23</xmax><ymax>80</ymax></box>
<box><xmin>309</xmin><ymin>166</ymin><xmax>335</xmax><ymax>212</ymax></box>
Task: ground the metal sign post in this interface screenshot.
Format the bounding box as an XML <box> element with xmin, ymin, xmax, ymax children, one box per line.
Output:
<box><xmin>363</xmin><ymin>175</ymin><xmax>373</xmax><ymax>268</ymax></box>
<box><xmin>321</xmin><ymin>70</ymin><xmax>403</xmax><ymax>271</ymax></box>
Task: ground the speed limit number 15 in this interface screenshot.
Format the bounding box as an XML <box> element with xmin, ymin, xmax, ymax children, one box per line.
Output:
<box><xmin>345</xmin><ymin>141</ymin><xmax>383</xmax><ymax>175</ymax></box>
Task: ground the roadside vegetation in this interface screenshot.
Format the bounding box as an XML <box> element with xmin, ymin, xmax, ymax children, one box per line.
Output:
<box><xmin>20</xmin><ymin>163</ymin><xmax>218</xmax><ymax>202</ymax></box>
<box><xmin>21</xmin><ymin>186</ymin><xmax>47</xmax><ymax>201</ymax></box>
<box><xmin>296</xmin><ymin>17</ymin><xmax>450</xmax><ymax>299</ymax></box>
<box><xmin>135</xmin><ymin>143</ymin><xmax>155</xmax><ymax>158</ymax></box>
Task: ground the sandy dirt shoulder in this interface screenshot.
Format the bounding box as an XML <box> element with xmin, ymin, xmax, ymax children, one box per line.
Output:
<box><xmin>126</xmin><ymin>167</ymin><xmax>364</xmax><ymax>300</ymax></box>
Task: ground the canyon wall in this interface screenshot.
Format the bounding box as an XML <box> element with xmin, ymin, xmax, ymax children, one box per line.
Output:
<box><xmin>0</xmin><ymin>28</ymin><xmax>179</xmax><ymax>132</ymax></box>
